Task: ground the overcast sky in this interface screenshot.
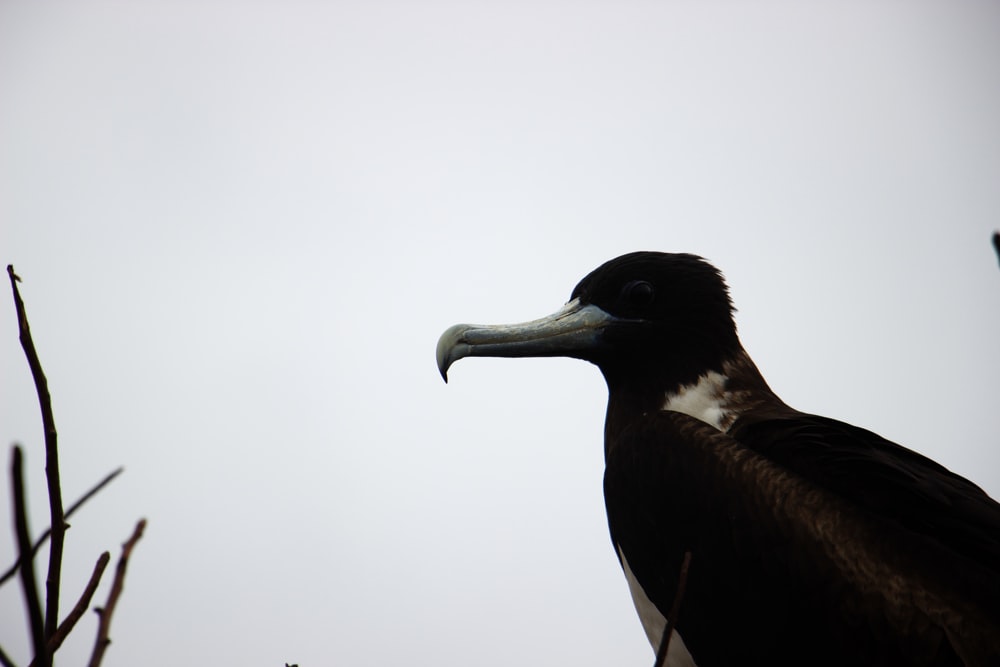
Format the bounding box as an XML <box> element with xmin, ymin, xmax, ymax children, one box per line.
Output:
<box><xmin>2</xmin><ymin>1</ymin><xmax>999</xmax><ymax>665</ymax></box>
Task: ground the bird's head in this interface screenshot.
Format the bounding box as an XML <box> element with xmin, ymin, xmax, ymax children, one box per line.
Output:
<box><xmin>437</xmin><ymin>252</ymin><xmax>741</xmax><ymax>393</ymax></box>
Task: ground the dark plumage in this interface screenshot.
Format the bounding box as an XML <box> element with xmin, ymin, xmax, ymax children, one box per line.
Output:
<box><xmin>437</xmin><ymin>251</ymin><xmax>1000</xmax><ymax>666</ymax></box>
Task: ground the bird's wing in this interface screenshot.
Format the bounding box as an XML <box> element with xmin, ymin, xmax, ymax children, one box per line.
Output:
<box><xmin>730</xmin><ymin>414</ymin><xmax>1000</xmax><ymax>584</ymax></box>
<box><xmin>605</xmin><ymin>411</ymin><xmax>858</xmax><ymax>664</ymax></box>
<box><xmin>604</xmin><ymin>411</ymin><xmax>1000</xmax><ymax>666</ymax></box>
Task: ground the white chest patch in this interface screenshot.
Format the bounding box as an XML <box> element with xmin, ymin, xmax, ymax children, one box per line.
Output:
<box><xmin>662</xmin><ymin>371</ymin><xmax>729</xmax><ymax>431</ymax></box>
<box><xmin>618</xmin><ymin>545</ymin><xmax>698</xmax><ymax>667</ymax></box>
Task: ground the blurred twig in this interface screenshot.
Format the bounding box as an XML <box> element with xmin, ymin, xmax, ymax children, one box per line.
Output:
<box><xmin>7</xmin><ymin>265</ymin><xmax>63</xmax><ymax>667</ymax></box>
<box><xmin>992</xmin><ymin>232</ymin><xmax>1000</xmax><ymax>268</ymax></box>
<box><xmin>0</xmin><ymin>467</ymin><xmax>124</xmax><ymax>587</ymax></box>
<box><xmin>3</xmin><ymin>265</ymin><xmax>143</xmax><ymax>667</ymax></box>
<box><xmin>10</xmin><ymin>446</ymin><xmax>46</xmax><ymax>664</ymax></box>
<box><xmin>27</xmin><ymin>552</ymin><xmax>110</xmax><ymax>667</ymax></box>
<box><xmin>653</xmin><ymin>551</ymin><xmax>692</xmax><ymax>667</ymax></box>
<box><xmin>88</xmin><ymin>519</ymin><xmax>146</xmax><ymax>667</ymax></box>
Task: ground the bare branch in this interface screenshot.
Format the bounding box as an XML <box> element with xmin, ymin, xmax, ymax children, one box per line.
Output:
<box><xmin>26</xmin><ymin>552</ymin><xmax>110</xmax><ymax>667</ymax></box>
<box><xmin>88</xmin><ymin>519</ymin><xmax>146</xmax><ymax>667</ymax></box>
<box><xmin>653</xmin><ymin>551</ymin><xmax>692</xmax><ymax>667</ymax></box>
<box><xmin>0</xmin><ymin>643</ymin><xmax>18</xmax><ymax>667</ymax></box>
<box><xmin>9</xmin><ymin>446</ymin><xmax>45</xmax><ymax>663</ymax></box>
<box><xmin>993</xmin><ymin>231</ymin><xmax>1000</xmax><ymax>268</ymax></box>
<box><xmin>52</xmin><ymin>551</ymin><xmax>110</xmax><ymax>652</ymax></box>
<box><xmin>7</xmin><ymin>265</ymin><xmax>64</xmax><ymax>663</ymax></box>
<box><xmin>0</xmin><ymin>467</ymin><xmax>124</xmax><ymax>587</ymax></box>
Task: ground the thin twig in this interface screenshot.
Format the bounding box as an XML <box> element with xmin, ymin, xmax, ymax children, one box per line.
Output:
<box><xmin>27</xmin><ymin>552</ymin><xmax>110</xmax><ymax>667</ymax></box>
<box><xmin>7</xmin><ymin>265</ymin><xmax>64</xmax><ymax>666</ymax></box>
<box><xmin>0</xmin><ymin>644</ymin><xmax>18</xmax><ymax>667</ymax></box>
<box><xmin>0</xmin><ymin>467</ymin><xmax>124</xmax><ymax>587</ymax></box>
<box><xmin>88</xmin><ymin>519</ymin><xmax>146</xmax><ymax>667</ymax></box>
<box><xmin>993</xmin><ymin>231</ymin><xmax>1000</xmax><ymax>268</ymax></box>
<box><xmin>10</xmin><ymin>446</ymin><xmax>46</xmax><ymax>663</ymax></box>
<box><xmin>52</xmin><ymin>552</ymin><xmax>110</xmax><ymax>652</ymax></box>
<box><xmin>653</xmin><ymin>550</ymin><xmax>692</xmax><ymax>667</ymax></box>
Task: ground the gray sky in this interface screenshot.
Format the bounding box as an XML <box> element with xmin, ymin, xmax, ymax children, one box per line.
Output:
<box><xmin>2</xmin><ymin>1</ymin><xmax>999</xmax><ymax>665</ymax></box>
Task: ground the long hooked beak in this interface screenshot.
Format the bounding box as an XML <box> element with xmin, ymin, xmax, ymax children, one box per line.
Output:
<box><xmin>436</xmin><ymin>299</ymin><xmax>613</xmax><ymax>382</ymax></box>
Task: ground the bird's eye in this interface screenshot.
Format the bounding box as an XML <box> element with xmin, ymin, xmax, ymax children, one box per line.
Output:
<box><xmin>622</xmin><ymin>280</ymin><xmax>655</xmax><ymax>307</ymax></box>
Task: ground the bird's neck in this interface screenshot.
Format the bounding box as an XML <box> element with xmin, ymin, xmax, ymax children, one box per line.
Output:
<box><xmin>603</xmin><ymin>348</ymin><xmax>793</xmax><ymax>458</ymax></box>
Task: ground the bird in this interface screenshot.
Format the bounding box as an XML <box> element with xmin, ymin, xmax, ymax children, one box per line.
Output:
<box><xmin>436</xmin><ymin>251</ymin><xmax>1000</xmax><ymax>666</ymax></box>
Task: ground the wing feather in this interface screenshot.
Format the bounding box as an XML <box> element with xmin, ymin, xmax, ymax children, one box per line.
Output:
<box><xmin>605</xmin><ymin>411</ymin><xmax>1000</xmax><ymax>666</ymax></box>
<box><xmin>730</xmin><ymin>414</ymin><xmax>1000</xmax><ymax>578</ymax></box>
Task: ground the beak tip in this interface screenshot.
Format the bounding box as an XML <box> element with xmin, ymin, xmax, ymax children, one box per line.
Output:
<box><xmin>437</xmin><ymin>324</ymin><xmax>471</xmax><ymax>384</ymax></box>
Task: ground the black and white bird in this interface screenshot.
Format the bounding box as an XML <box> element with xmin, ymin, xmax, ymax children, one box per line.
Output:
<box><xmin>436</xmin><ymin>251</ymin><xmax>1000</xmax><ymax>666</ymax></box>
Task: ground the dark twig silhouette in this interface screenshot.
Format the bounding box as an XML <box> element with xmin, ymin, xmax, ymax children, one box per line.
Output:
<box><xmin>653</xmin><ymin>551</ymin><xmax>692</xmax><ymax>667</ymax></box>
<box><xmin>992</xmin><ymin>232</ymin><xmax>1000</xmax><ymax>268</ymax></box>
<box><xmin>26</xmin><ymin>552</ymin><xmax>111</xmax><ymax>667</ymax></box>
<box><xmin>0</xmin><ymin>467</ymin><xmax>124</xmax><ymax>587</ymax></box>
<box><xmin>10</xmin><ymin>446</ymin><xmax>46</xmax><ymax>665</ymax></box>
<box><xmin>3</xmin><ymin>265</ymin><xmax>145</xmax><ymax>667</ymax></box>
<box><xmin>88</xmin><ymin>519</ymin><xmax>146</xmax><ymax>667</ymax></box>
<box><xmin>7</xmin><ymin>266</ymin><xmax>65</xmax><ymax>667</ymax></box>
<box><xmin>0</xmin><ymin>645</ymin><xmax>17</xmax><ymax>667</ymax></box>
